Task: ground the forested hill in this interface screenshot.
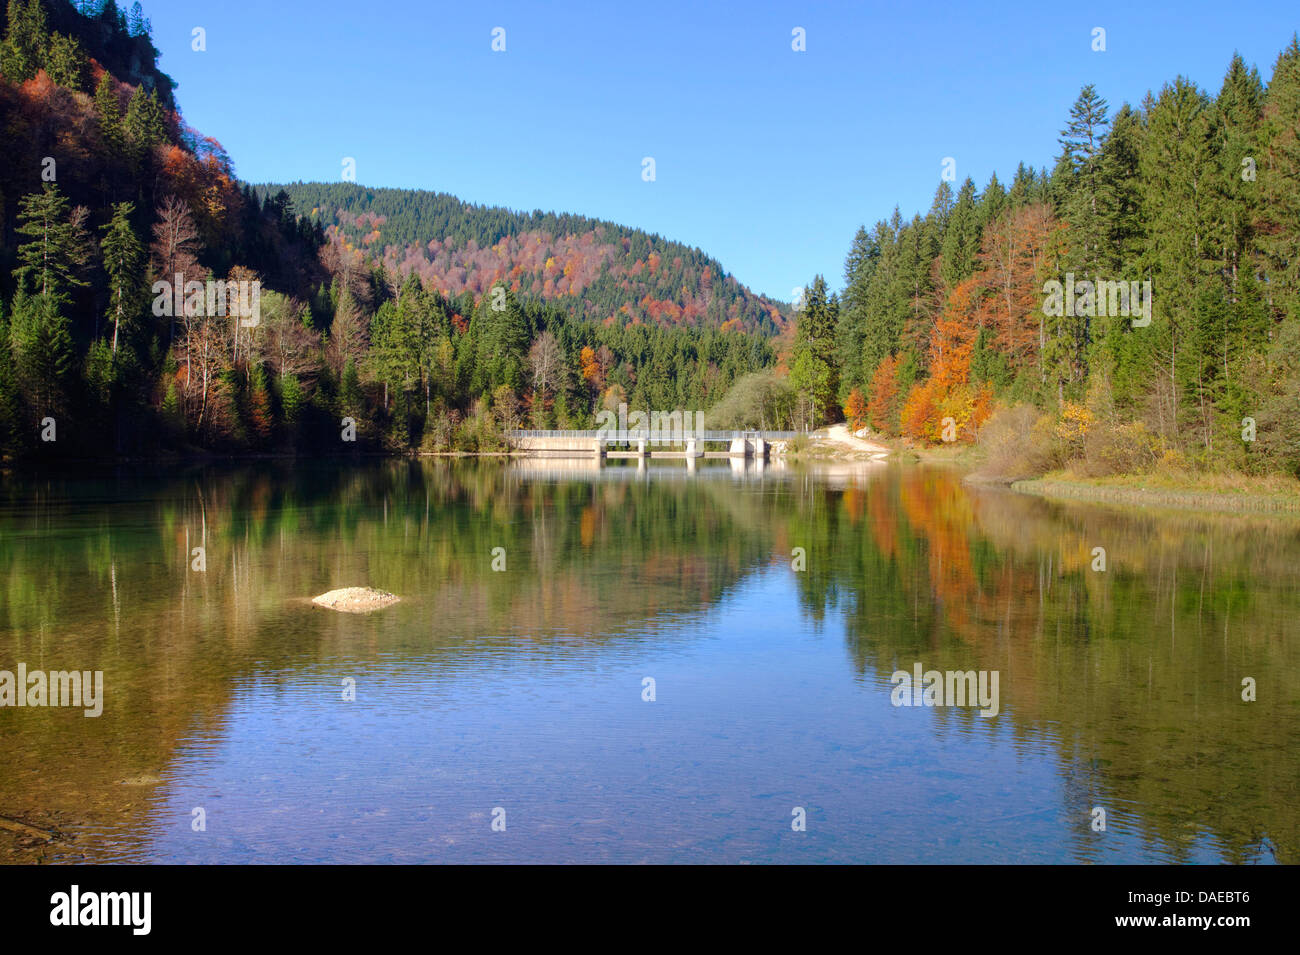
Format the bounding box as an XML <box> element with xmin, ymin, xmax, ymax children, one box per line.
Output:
<box><xmin>258</xmin><ymin>182</ymin><xmax>791</xmax><ymax>336</ymax></box>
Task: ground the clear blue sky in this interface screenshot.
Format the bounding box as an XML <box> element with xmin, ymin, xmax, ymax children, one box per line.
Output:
<box><xmin>146</xmin><ymin>0</ymin><xmax>1299</xmax><ymax>302</ymax></box>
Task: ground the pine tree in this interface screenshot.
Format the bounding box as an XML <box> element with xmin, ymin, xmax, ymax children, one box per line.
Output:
<box><xmin>1212</xmin><ymin>54</ymin><xmax>1264</xmax><ymax>298</ymax></box>
<box><xmin>927</xmin><ymin>181</ymin><xmax>954</xmax><ymax>239</ymax></box>
<box><xmin>1259</xmin><ymin>35</ymin><xmax>1300</xmax><ymax>321</ymax></box>
<box><xmin>9</xmin><ymin>289</ymin><xmax>75</xmax><ymax>419</ymax></box>
<box><xmin>145</xmin><ymin>89</ymin><xmax>168</xmax><ymax>144</ymax></box>
<box><xmin>896</xmin><ymin>215</ymin><xmax>938</xmax><ymax>360</ymax></box>
<box><xmin>1138</xmin><ymin>77</ymin><xmax>1221</xmax><ymax>442</ymax></box>
<box><xmin>44</xmin><ymin>33</ymin><xmax>89</xmax><ymax>90</ymax></box>
<box><xmin>123</xmin><ymin>85</ymin><xmax>160</xmax><ymax>170</ymax></box>
<box><xmin>95</xmin><ymin>73</ymin><xmax>124</xmax><ymax>153</ymax></box>
<box><xmin>15</xmin><ymin>184</ymin><xmax>89</xmax><ymax>303</ymax></box>
<box><xmin>0</xmin><ymin>0</ymin><xmax>47</xmax><ymax>84</ymax></box>
<box><xmin>862</xmin><ymin>213</ymin><xmax>903</xmax><ymax>380</ymax></box>
<box><xmin>1058</xmin><ymin>85</ymin><xmax>1111</xmax><ymax>277</ymax></box>
<box><xmin>1085</xmin><ymin>103</ymin><xmax>1146</xmax><ymax>375</ymax></box>
<box><xmin>127</xmin><ymin>1</ymin><xmax>149</xmax><ymax>37</ymax></box>
<box><xmin>788</xmin><ymin>275</ymin><xmax>839</xmax><ymax>427</ymax></box>
<box><xmin>0</xmin><ymin>297</ymin><xmax>25</xmax><ymax>458</ymax></box>
<box><xmin>122</xmin><ymin>85</ymin><xmax>167</xmax><ymax>163</ymax></box>
<box><xmin>1093</xmin><ymin>103</ymin><xmax>1145</xmax><ymax>272</ymax></box>
<box><xmin>100</xmin><ymin>201</ymin><xmax>144</xmax><ymax>355</ymax></box>
<box><xmin>977</xmin><ymin>172</ymin><xmax>1007</xmax><ymax>228</ymax></box>
<box><xmin>473</xmin><ymin>286</ymin><xmax>528</xmax><ymax>395</ymax></box>
<box><xmin>838</xmin><ymin>225</ymin><xmax>879</xmax><ymax>394</ymax></box>
<box><xmin>940</xmin><ymin>178</ymin><xmax>980</xmax><ymax>290</ymax></box>
<box><xmin>1008</xmin><ymin>162</ymin><xmax>1037</xmax><ymax>207</ymax></box>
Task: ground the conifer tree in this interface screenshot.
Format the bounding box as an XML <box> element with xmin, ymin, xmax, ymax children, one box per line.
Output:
<box><xmin>789</xmin><ymin>275</ymin><xmax>839</xmax><ymax>427</ymax></box>
<box><xmin>15</xmin><ymin>184</ymin><xmax>89</xmax><ymax>303</ymax></box>
<box><xmin>9</xmin><ymin>289</ymin><xmax>75</xmax><ymax>419</ymax></box>
<box><xmin>100</xmin><ymin>202</ymin><xmax>144</xmax><ymax>355</ymax></box>
<box><xmin>1259</xmin><ymin>35</ymin><xmax>1300</xmax><ymax>320</ymax></box>
<box><xmin>44</xmin><ymin>33</ymin><xmax>88</xmax><ymax>90</ymax></box>
<box><xmin>95</xmin><ymin>73</ymin><xmax>123</xmax><ymax>153</ymax></box>
<box><xmin>1058</xmin><ymin>85</ymin><xmax>1111</xmax><ymax>277</ymax></box>
<box><xmin>838</xmin><ymin>225</ymin><xmax>879</xmax><ymax>394</ymax></box>
<box><xmin>977</xmin><ymin>172</ymin><xmax>1006</xmax><ymax>229</ymax></box>
<box><xmin>0</xmin><ymin>0</ymin><xmax>47</xmax><ymax>84</ymax></box>
<box><xmin>940</xmin><ymin>178</ymin><xmax>980</xmax><ymax>289</ymax></box>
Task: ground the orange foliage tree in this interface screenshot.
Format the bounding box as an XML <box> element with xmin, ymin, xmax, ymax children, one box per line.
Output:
<box><xmin>867</xmin><ymin>354</ymin><xmax>902</xmax><ymax>434</ymax></box>
<box><xmin>843</xmin><ymin>387</ymin><xmax>868</xmax><ymax>432</ymax></box>
<box><xmin>579</xmin><ymin>346</ymin><xmax>599</xmax><ymax>384</ymax></box>
<box><xmin>976</xmin><ymin>202</ymin><xmax>1058</xmax><ymax>373</ymax></box>
<box><xmin>900</xmin><ymin>277</ymin><xmax>994</xmax><ymax>443</ymax></box>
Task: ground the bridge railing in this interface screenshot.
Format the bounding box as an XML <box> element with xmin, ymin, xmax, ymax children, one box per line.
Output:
<box><xmin>508</xmin><ymin>430</ymin><xmax>804</xmax><ymax>440</ymax></box>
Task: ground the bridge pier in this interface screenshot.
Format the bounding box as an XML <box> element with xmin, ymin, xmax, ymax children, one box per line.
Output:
<box><xmin>507</xmin><ymin>429</ymin><xmax>795</xmax><ymax>460</ymax></box>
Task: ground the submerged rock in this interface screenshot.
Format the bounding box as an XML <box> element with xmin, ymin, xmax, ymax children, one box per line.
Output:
<box><xmin>311</xmin><ymin>587</ymin><xmax>400</xmax><ymax>613</ymax></box>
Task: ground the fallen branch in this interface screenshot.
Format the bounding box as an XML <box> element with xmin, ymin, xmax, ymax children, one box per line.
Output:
<box><xmin>0</xmin><ymin>814</ymin><xmax>58</xmax><ymax>841</ymax></box>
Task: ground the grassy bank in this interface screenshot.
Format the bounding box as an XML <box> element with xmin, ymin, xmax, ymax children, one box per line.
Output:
<box><xmin>1010</xmin><ymin>470</ymin><xmax>1300</xmax><ymax>515</ymax></box>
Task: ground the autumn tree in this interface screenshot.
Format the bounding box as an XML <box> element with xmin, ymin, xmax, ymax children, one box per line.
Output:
<box><xmin>867</xmin><ymin>353</ymin><xmax>904</xmax><ymax>434</ymax></box>
<box><xmin>843</xmin><ymin>387</ymin><xmax>868</xmax><ymax>432</ymax></box>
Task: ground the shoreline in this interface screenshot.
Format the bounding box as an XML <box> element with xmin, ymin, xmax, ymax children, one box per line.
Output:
<box><xmin>1008</xmin><ymin>476</ymin><xmax>1300</xmax><ymax>516</ymax></box>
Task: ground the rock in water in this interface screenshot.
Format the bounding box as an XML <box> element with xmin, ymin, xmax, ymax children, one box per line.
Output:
<box><xmin>311</xmin><ymin>587</ymin><xmax>400</xmax><ymax>613</ymax></box>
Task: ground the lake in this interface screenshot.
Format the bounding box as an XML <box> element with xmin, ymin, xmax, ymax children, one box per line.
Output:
<box><xmin>0</xmin><ymin>458</ymin><xmax>1294</xmax><ymax>863</ymax></box>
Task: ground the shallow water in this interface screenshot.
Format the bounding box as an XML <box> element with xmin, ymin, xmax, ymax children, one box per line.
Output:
<box><xmin>0</xmin><ymin>459</ymin><xmax>1294</xmax><ymax>863</ymax></box>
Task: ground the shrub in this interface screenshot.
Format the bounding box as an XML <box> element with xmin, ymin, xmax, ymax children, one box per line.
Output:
<box><xmin>975</xmin><ymin>403</ymin><xmax>1060</xmax><ymax>480</ymax></box>
<box><xmin>1078</xmin><ymin>419</ymin><xmax>1161</xmax><ymax>477</ymax></box>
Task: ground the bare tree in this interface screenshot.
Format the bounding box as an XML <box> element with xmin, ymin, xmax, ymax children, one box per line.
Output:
<box><xmin>66</xmin><ymin>205</ymin><xmax>95</xmax><ymax>273</ymax></box>
<box><xmin>182</xmin><ymin>304</ymin><xmax>227</xmax><ymax>432</ymax></box>
<box><xmin>319</xmin><ymin>233</ymin><xmax>372</xmax><ymax>309</ymax></box>
<box><xmin>492</xmin><ymin>384</ymin><xmax>522</xmax><ymax>432</ymax></box>
<box><xmin>225</xmin><ymin>264</ymin><xmax>260</xmax><ymax>372</ymax></box>
<box><xmin>263</xmin><ymin>293</ymin><xmax>321</xmax><ymax>383</ymax></box>
<box><xmin>528</xmin><ymin>331</ymin><xmax>564</xmax><ymax>423</ymax></box>
<box><xmin>326</xmin><ymin>287</ymin><xmax>369</xmax><ymax>375</ymax></box>
<box><xmin>151</xmin><ymin>195</ymin><xmax>203</xmax><ymax>349</ymax></box>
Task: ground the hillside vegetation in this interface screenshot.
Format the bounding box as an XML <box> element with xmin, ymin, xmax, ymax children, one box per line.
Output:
<box><xmin>783</xmin><ymin>37</ymin><xmax>1300</xmax><ymax>486</ymax></box>
<box><xmin>262</xmin><ymin>181</ymin><xmax>790</xmax><ymax>335</ymax></box>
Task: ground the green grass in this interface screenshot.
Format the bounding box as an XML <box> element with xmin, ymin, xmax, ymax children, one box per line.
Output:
<box><xmin>1012</xmin><ymin>468</ymin><xmax>1300</xmax><ymax>514</ymax></box>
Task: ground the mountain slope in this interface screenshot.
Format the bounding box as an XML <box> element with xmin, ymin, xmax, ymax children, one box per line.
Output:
<box><xmin>259</xmin><ymin>181</ymin><xmax>790</xmax><ymax>336</ymax></box>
